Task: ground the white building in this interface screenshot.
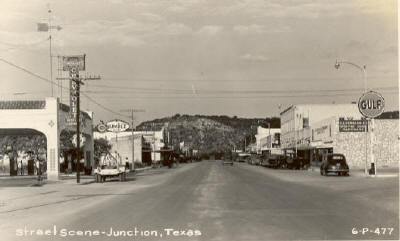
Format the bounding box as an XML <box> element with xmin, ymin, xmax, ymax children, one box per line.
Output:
<box><xmin>259</xmin><ymin>129</ymin><xmax>281</xmax><ymax>155</ymax></box>
<box><xmin>254</xmin><ymin>126</ymin><xmax>269</xmax><ymax>154</ymax></box>
<box><xmin>255</xmin><ymin>126</ymin><xmax>280</xmax><ymax>154</ymax></box>
<box><xmin>94</xmin><ymin>128</ymin><xmax>165</xmax><ymax>166</ymax></box>
<box><xmin>280</xmin><ymin>104</ymin><xmax>361</xmax><ymax>152</ymax></box>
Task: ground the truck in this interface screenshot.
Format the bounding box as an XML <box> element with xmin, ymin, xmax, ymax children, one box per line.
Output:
<box><xmin>94</xmin><ymin>152</ymin><xmax>130</xmax><ymax>183</ymax></box>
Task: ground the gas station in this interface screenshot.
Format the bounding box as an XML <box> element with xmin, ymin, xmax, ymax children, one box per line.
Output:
<box><xmin>0</xmin><ymin>97</ymin><xmax>94</xmax><ymax>180</ymax></box>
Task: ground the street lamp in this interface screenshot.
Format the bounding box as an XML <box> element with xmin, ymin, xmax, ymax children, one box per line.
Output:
<box><xmin>334</xmin><ymin>60</ymin><xmax>367</xmax><ymax>93</ymax></box>
<box><xmin>334</xmin><ymin>60</ymin><xmax>370</xmax><ymax>176</ymax></box>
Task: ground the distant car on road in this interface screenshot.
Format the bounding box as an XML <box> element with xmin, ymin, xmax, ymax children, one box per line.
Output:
<box><xmin>320</xmin><ymin>153</ymin><xmax>349</xmax><ymax>176</ymax></box>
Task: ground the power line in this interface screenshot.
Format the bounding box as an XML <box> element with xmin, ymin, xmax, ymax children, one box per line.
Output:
<box><xmin>0</xmin><ymin>57</ymin><xmax>59</xmax><ymax>87</ymax></box>
<box><xmin>0</xmin><ymin>57</ymin><xmax>128</xmax><ymax>118</ymax></box>
<box><xmin>80</xmin><ymin>90</ymin><xmax>399</xmax><ymax>99</ymax></box>
<box><xmin>83</xmin><ymin>94</ymin><xmax>129</xmax><ymax>118</ymax></box>
<box><xmin>82</xmin><ymin>86</ymin><xmax>397</xmax><ymax>95</ymax></box>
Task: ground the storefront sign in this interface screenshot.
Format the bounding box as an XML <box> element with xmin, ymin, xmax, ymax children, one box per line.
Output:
<box><xmin>66</xmin><ymin>79</ymin><xmax>79</xmax><ymax>126</ymax></box>
<box><xmin>62</xmin><ymin>55</ymin><xmax>86</xmax><ymax>71</ymax></box>
<box><xmin>339</xmin><ymin>119</ymin><xmax>368</xmax><ymax>132</ymax></box>
<box><xmin>314</xmin><ymin>125</ymin><xmax>328</xmax><ymax>135</ymax></box>
<box><xmin>358</xmin><ymin>91</ymin><xmax>385</xmax><ymax>118</ymax></box>
<box><xmin>312</xmin><ymin>124</ymin><xmax>331</xmax><ymax>142</ymax></box>
<box><xmin>106</xmin><ymin>119</ymin><xmax>130</xmax><ymax>133</ymax></box>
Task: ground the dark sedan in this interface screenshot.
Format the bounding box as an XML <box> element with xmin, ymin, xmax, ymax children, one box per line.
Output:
<box><xmin>263</xmin><ymin>155</ymin><xmax>286</xmax><ymax>169</ymax></box>
<box><xmin>320</xmin><ymin>153</ymin><xmax>349</xmax><ymax>176</ymax></box>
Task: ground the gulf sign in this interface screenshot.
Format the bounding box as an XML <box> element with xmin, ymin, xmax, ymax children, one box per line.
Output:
<box><xmin>106</xmin><ymin>119</ymin><xmax>130</xmax><ymax>133</ymax></box>
<box><xmin>358</xmin><ymin>91</ymin><xmax>385</xmax><ymax>118</ymax></box>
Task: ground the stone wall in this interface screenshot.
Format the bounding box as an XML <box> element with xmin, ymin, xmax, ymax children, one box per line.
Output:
<box><xmin>334</xmin><ymin>131</ymin><xmax>366</xmax><ymax>167</ymax></box>
<box><xmin>373</xmin><ymin>120</ymin><xmax>399</xmax><ymax>167</ymax></box>
<box><xmin>334</xmin><ymin>119</ymin><xmax>399</xmax><ymax>168</ymax></box>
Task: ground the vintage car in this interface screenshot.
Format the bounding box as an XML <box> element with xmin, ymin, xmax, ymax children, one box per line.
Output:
<box><xmin>94</xmin><ymin>164</ymin><xmax>129</xmax><ymax>182</ymax></box>
<box><xmin>263</xmin><ymin>154</ymin><xmax>286</xmax><ymax>169</ymax></box>
<box><xmin>285</xmin><ymin>156</ymin><xmax>310</xmax><ymax>170</ymax></box>
<box><xmin>320</xmin><ymin>153</ymin><xmax>350</xmax><ymax>176</ymax></box>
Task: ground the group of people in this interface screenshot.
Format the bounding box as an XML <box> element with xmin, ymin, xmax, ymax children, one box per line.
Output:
<box><xmin>0</xmin><ymin>151</ymin><xmax>45</xmax><ymax>176</ymax></box>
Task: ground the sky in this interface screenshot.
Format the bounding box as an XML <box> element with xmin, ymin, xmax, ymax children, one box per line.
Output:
<box><xmin>0</xmin><ymin>0</ymin><xmax>398</xmax><ymax>124</ymax></box>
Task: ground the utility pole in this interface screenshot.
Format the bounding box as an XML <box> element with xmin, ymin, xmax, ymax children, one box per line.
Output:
<box><xmin>58</xmin><ymin>54</ymin><xmax>100</xmax><ymax>183</ymax></box>
<box><xmin>121</xmin><ymin>108</ymin><xmax>145</xmax><ymax>171</ymax></box>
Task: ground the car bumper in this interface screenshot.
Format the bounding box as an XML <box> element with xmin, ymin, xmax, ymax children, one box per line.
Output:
<box><xmin>326</xmin><ymin>169</ymin><xmax>349</xmax><ymax>173</ymax></box>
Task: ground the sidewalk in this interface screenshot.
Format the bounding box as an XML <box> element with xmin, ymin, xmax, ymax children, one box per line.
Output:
<box><xmin>0</xmin><ymin>166</ymin><xmax>160</xmax><ymax>213</ymax></box>
<box><xmin>308</xmin><ymin>165</ymin><xmax>399</xmax><ymax>178</ymax></box>
<box><xmin>0</xmin><ymin>166</ymin><xmax>155</xmax><ymax>186</ymax></box>
<box><xmin>0</xmin><ymin>163</ymin><xmax>188</xmax><ymax>214</ymax></box>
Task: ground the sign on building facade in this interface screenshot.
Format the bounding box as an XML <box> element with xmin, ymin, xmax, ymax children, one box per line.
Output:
<box><xmin>339</xmin><ymin>119</ymin><xmax>368</xmax><ymax>132</ymax></box>
<box><xmin>106</xmin><ymin>119</ymin><xmax>130</xmax><ymax>133</ymax></box>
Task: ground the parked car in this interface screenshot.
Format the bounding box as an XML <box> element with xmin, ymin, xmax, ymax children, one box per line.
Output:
<box><xmin>264</xmin><ymin>154</ymin><xmax>286</xmax><ymax>169</ymax></box>
<box><xmin>285</xmin><ymin>156</ymin><xmax>309</xmax><ymax>170</ymax></box>
<box><xmin>237</xmin><ymin>153</ymin><xmax>251</xmax><ymax>162</ymax></box>
<box><xmin>320</xmin><ymin>153</ymin><xmax>349</xmax><ymax>176</ymax></box>
<box><xmin>248</xmin><ymin>155</ymin><xmax>262</xmax><ymax>165</ymax></box>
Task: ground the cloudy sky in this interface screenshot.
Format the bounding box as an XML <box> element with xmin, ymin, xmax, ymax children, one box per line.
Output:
<box><xmin>0</xmin><ymin>0</ymin><xmax>398</xmax><ymax>123</ymax></box>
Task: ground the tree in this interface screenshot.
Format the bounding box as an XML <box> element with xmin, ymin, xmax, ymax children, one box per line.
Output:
<box><xmin>94</xmin><ymin>138</ymin><xmax>112</xmax><ymax>160</ymax></box>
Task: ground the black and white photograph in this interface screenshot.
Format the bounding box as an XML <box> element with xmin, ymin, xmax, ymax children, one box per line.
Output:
<box><xmin>0</xmin><ymin>0</ymin><xmax>399</xmax><ymax>240</ymax></box>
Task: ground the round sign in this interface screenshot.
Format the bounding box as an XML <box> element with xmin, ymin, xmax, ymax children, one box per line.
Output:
<box><xmin>358</xmin><ymin>91</ymin><xmax>385</xmax><ymax>118</ymax></box>
<box><xmin>106</xmin><ymin>119</ymin><xmax>130</xmax><ymax>133</ymax></box>
<box><xmin>96</xmin><ymin>123</ymin><xmax>107</xmax><ymax>133</ymax></box>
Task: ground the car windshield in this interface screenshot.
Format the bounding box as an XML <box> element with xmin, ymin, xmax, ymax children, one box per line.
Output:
<box><xmin>328</xmin><ymin>155</ymin><xmax>346</xmax><ymax>165</ymax></box>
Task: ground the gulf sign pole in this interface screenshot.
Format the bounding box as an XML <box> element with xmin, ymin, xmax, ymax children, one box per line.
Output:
<box><xmin>358</xmin><ymin>91</ymin><xmax>385</xmax><ymax>176</ymax></box>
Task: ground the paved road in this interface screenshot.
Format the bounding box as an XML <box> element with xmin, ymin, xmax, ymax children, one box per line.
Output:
<box><xmin>0</xmin><ymin>161</ymin><xmax>398</xmax><ymax>240</ymax></box>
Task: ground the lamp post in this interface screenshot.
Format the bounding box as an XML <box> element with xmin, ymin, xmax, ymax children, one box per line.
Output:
<box><xmin>334</xmin><ymin>60</ymin><xmax>370</xmax><ymax>176</ymax></box>
<box><xmin>334</xmin><ymin>60</ymin><xmax>366</xmax><ymax>93</ymax></box>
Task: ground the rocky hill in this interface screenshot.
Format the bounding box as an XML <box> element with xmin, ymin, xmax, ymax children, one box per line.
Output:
<box><xmin>136</xmin><ymin>114</ymin><xmax>280</xmax><ymax>156</ymax></box>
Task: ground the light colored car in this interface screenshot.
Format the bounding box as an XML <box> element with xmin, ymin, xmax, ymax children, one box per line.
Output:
<box><xmin>94</xmin><ymin>165</ymin><xmax>129</xmax><ymax>182</ymax></box>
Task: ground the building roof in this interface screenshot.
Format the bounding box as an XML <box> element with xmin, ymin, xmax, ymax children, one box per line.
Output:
<box><xmin>0</xmin><ymin>100</ymin><xmax>46</xmax><ymax>109</ymax></box>
<box><xmin>0</xmin><ymin>100</ymin><xmax>92</xmax><ymax>120</ymax></box>
<box><xmin>280</xmin><ymin>103</ymin><xmax>357</xmax><ymax>116</ymax></box>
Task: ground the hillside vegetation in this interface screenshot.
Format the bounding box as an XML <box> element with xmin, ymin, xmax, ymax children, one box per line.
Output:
<box><xmin>136</xmin><ymin>114</ymin><xmax>280</xmax><ymax>155</ymax></box>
